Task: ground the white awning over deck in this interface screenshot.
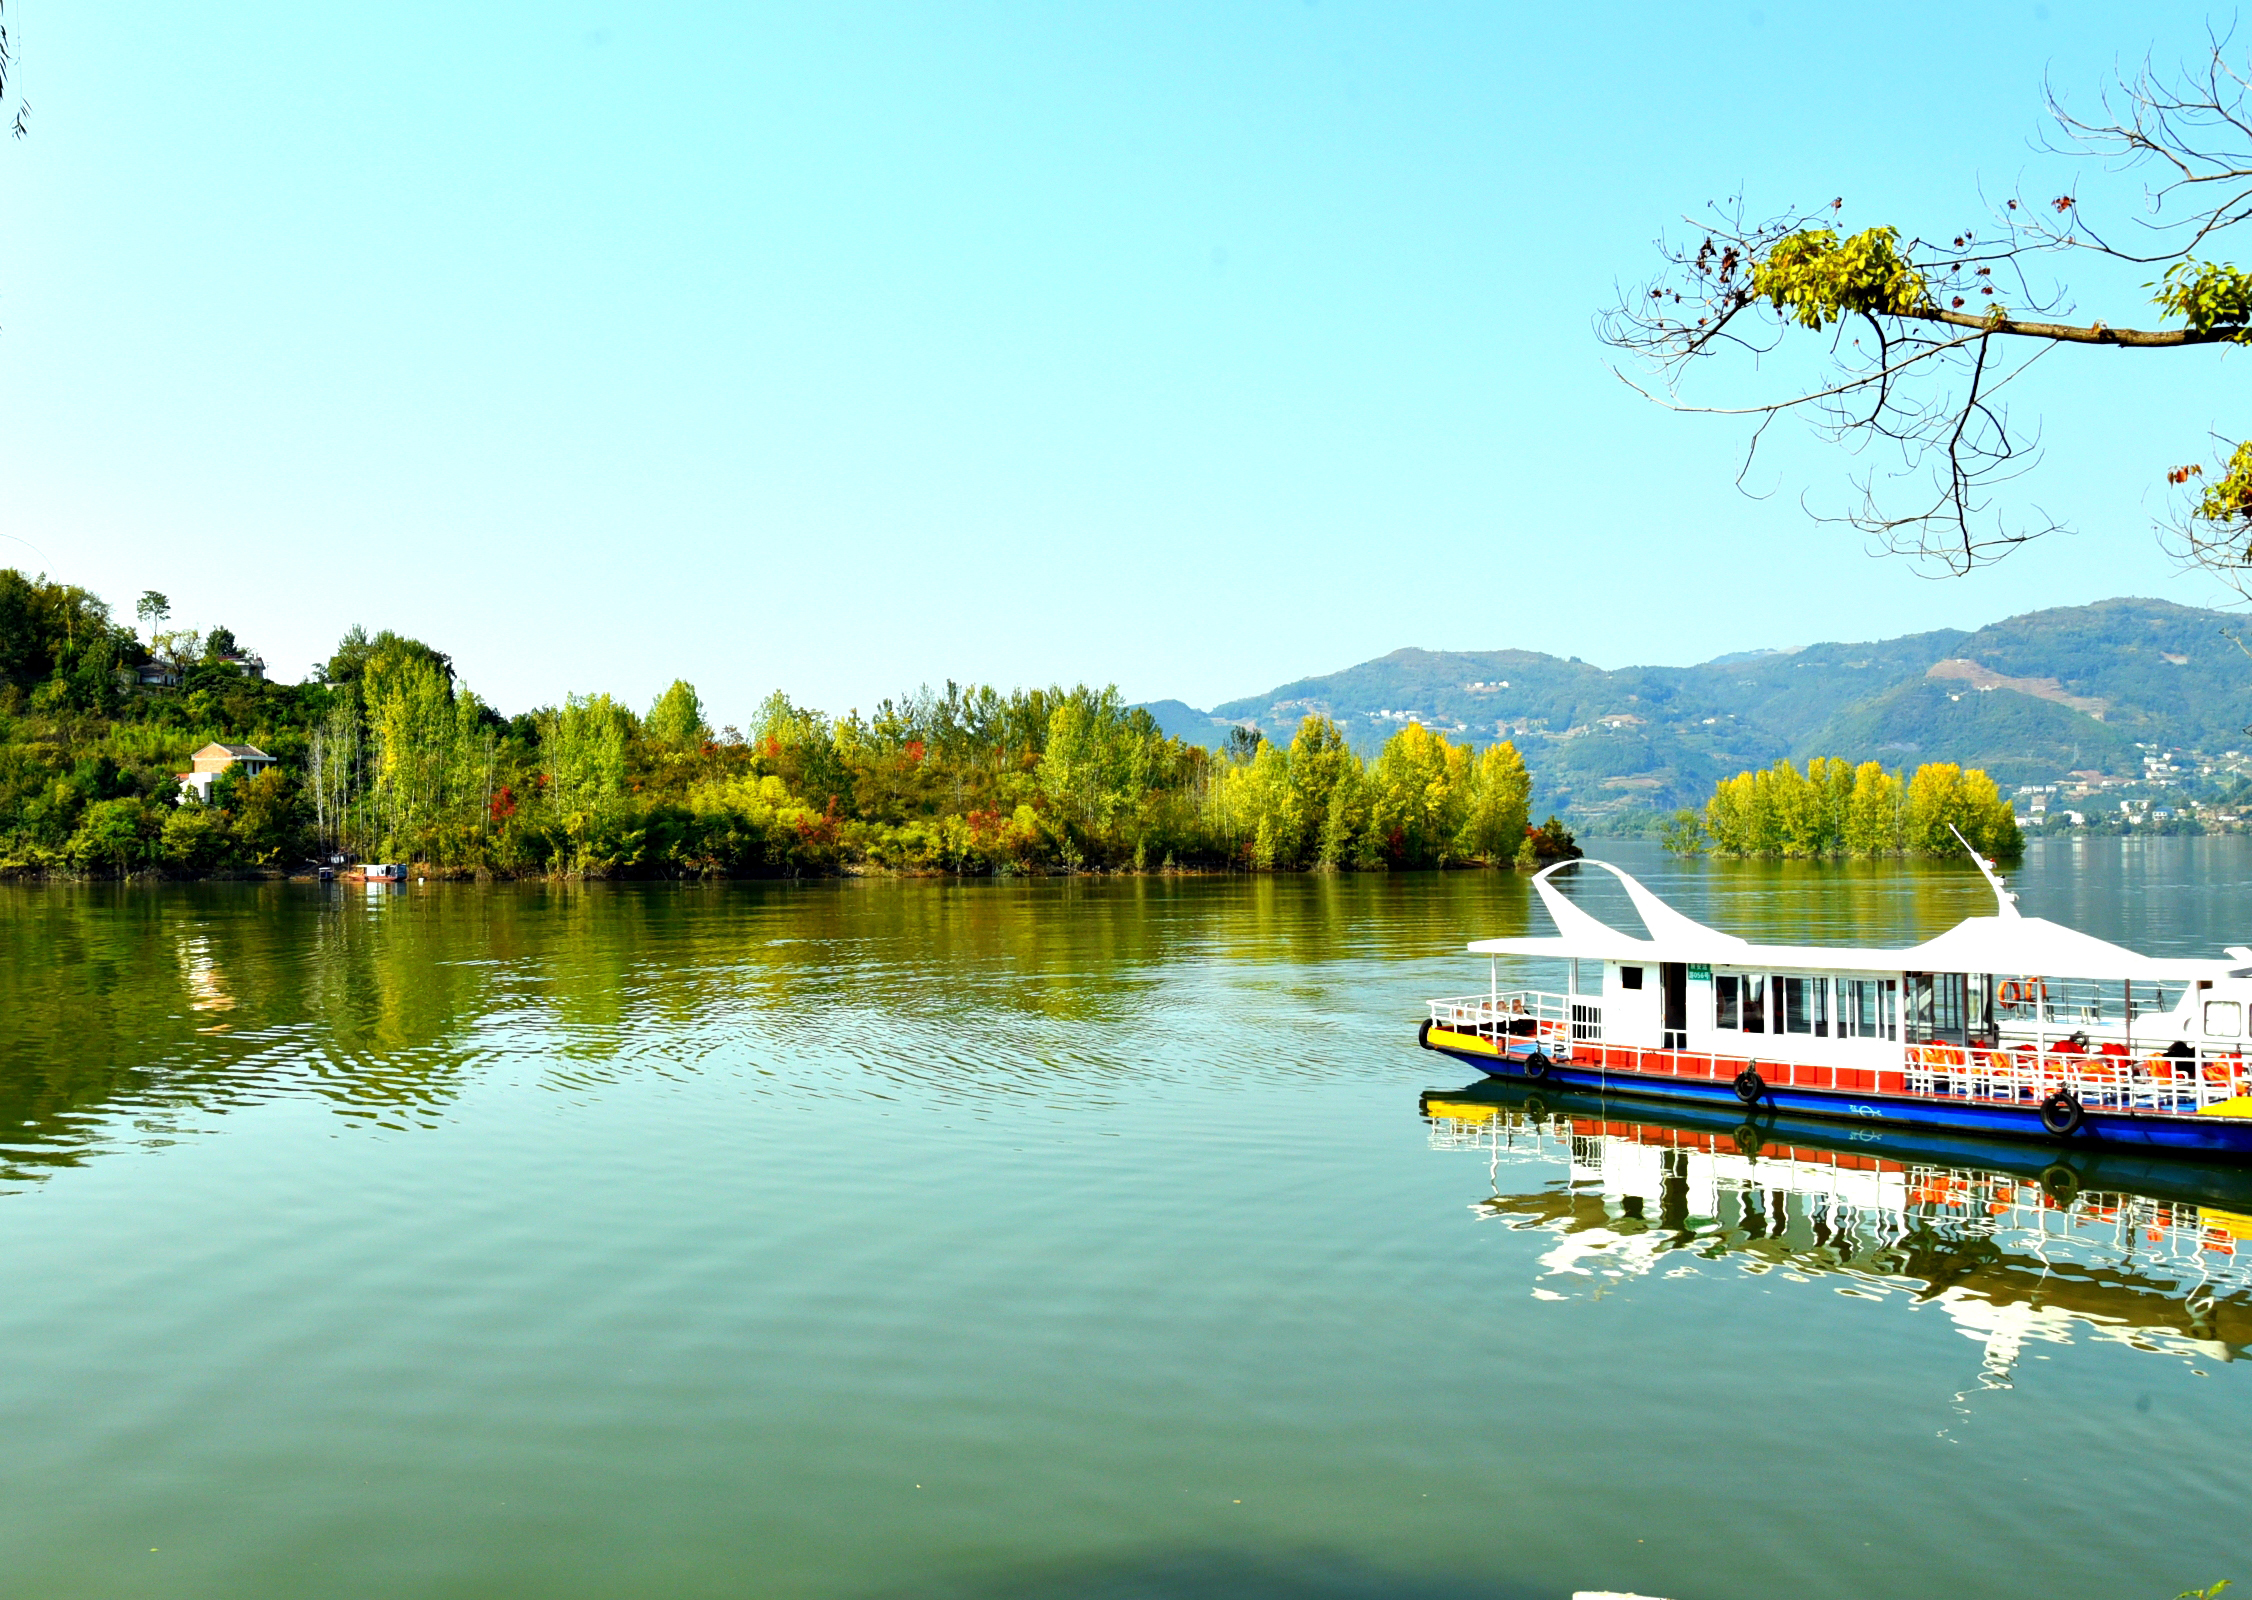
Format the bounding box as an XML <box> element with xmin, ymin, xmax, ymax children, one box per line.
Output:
<box><xmin>1466</xmin><ymin>859</ymin><xmax>2234</xmax><ymax>981</ymax></box>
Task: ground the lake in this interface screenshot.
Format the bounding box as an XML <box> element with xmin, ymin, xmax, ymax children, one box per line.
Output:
<box><xmin>0</xmin><ymin>837</ymin><xmax>2245</xmax><ymax>1600</ymax></box>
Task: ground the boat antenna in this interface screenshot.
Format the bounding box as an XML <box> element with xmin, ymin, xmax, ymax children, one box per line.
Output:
<box><xmin>1948</xmin><ymin>824</ymin><xmax>2020</xmax><ymax>920</ymax></box>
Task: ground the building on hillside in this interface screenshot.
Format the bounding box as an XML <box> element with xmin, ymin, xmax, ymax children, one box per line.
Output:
<box><xmin>120</xmin><ymin>660</ymin><xmax>182</xmax><ymax>689</ymax></box>
<box><xmin>177</xmin><ymin>742</ymin><xmax>276</xmax><ymax>803</ymax></box>
<box><xmin>212</xmin><ymin>652</ymin><xmax>266</xmax><ymax>681</ymax></box>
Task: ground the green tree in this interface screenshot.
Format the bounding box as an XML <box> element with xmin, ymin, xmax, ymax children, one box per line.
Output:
<box><xmin>230</xmin><ymin>767</ymin><xmax>306</xmax><ymax>865</ymax></box>
<box><xmin>1285</xmin><ymin>715</ymin><xmax>1357</xmax><ymax>866</ymax></box>
<box><xmin>68</xmin><ymin>797</ymin><xmax>154</xmax><ymax>873</ymax></box>
<box><xmin>1457</xmin><ymin>740</ymin><xmax>1532</xmax><ymax>862</ymax></box>
<box><xmin>1842</xmin><ymin>762</ymin><xmax>1904</xmax><ymax>855</ymax></box>
<box><xmin>1318</xmin><ymin>758</ymin><xmax>1373</xmax><ymax>868</ymax></box>
<box><xmin>322</xmin><ymin>626</ymin><xmax>452</xmax><ymax>689</ymax></box>
<box><xmin>1905</xmin><ymin>762</ymin><xmax>2023</xmax><ymax>859</ymax></box>
<box><xmin>543</xmin><ymin>693</ymin><xmax>634</xmax><ymax>869</ymax></box>
<box><xmin>754</xmin><ymin>691</ymin><xmax>850</xmax><ymax>811</ymax></box>
<box><xmin>646</xmin><ymin>680</ymin><xmax>710</xmax><ymax>752</ymax></box>
<box><xmin>1690</xmin><ymin>757</ymin><xmax>2014</xmax><ymax>859</ymax></box>
<box><xmin>1367</xmin><ymin>724</ymin><xmax>1472</xmax><ymax>867</ymax></box>
<box><xmin>160</xmin><ymin>805</ymin><xmax>229</xmax><ymax>871</ymax></box>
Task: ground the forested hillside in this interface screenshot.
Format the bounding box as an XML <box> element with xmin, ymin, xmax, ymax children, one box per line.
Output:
<box><xmin>0</xmin><ymin>570</ymin><xmax>1570</xmax><ymax>878</ymax></box>
<box><xmin>1148</xmin><ymin>598</ymin><xmax>2248</xmax><ymax>819</ymax></box>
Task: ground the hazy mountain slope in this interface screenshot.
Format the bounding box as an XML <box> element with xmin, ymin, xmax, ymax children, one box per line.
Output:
<box><xmin>1143</xmin><ymin>597</ymin><xmax>2252</xmax><ymax>821</ymax></box>
<box><xmin>1663</xmin><ymin>629</ymin><xmax>1970</xmax><ymax>747</ymax></box>
<box><xmin>1135</xmin><ymin>699</ymin><xmax>1237</xmax><ymax>749</ymax></box>
<box><xmin>1211</xmin><ymin>648</ymin><xmax>1616</xmax><ymax>747</ymax></box>
<box><xmin>1945</xmin><ymin>597</ymin><xmax>2248</xmax><ymax>748</ymax></box>
<box><xmin>1798</xmin><ymin>680</ymin><xmax>2139</xmax><ymax>784</ymax></box>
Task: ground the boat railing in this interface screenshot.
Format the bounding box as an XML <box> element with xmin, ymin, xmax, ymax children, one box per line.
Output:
<box><xmin>1423</xmin><ymin>995</ymin><xmax>2252</xmax><ymax>1118</ymax></box>
<box><xmin>1425</xmin><ymin>990</ymin><xmax>1592</xmax><ymax>1056</ymax></box>
<box><xmin>1903</xmin><ymin>1041</ymin><xmax>2251</xmax><ymax>1115</ymax></box>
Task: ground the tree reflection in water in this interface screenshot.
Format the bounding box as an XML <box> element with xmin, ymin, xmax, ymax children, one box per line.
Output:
<box><xmin>0</xmin><ymin>871</ymin><xmax>1539</xmax><ymax>1186</ymax></box>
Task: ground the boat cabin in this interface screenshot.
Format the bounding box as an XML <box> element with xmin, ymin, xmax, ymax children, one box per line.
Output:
<box><xmin>1422</xmin><ymin>852</ymin><xmax>2252</xmax><ymax>1143</ymax></box>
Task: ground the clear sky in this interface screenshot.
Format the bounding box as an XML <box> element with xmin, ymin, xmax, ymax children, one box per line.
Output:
<box><xmin>0</xmin><ymin>1</ymin><xmax>2243</xmax><ymax>724</ymax></box>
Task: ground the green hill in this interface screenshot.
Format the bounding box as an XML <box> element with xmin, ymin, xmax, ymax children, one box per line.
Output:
<box><xmin>1142</xmin><ymin>597</ymin><xmax>2251</xmax><ymax>820</ymax></box>
<box><xmin>1800</xmin><ymin>680</ymin><xmax>2140</xmax><ymax>785</ymax></box>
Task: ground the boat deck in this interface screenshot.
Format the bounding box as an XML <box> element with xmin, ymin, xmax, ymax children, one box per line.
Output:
<box><xmin>1425</xmin><ymin>990</ymin><xmax>2252</xmax><ymax>1120</ymax></box>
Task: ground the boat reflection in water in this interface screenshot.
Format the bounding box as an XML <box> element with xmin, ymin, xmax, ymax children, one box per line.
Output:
<box><xmin>1421</xmin><ymin>1078</ymin><xmax>2252</xmax><ymax>1384</ymax></box>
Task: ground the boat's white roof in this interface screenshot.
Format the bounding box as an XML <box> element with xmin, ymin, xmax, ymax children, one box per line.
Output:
<box><xmin>1468</xmin><ymin>858</ymin><xmax>2237</xmax><ymax>982</ymax></box>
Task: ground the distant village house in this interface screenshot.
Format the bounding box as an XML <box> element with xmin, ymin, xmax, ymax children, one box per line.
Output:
<box><xmin>178</xmin><ymin>742</ymin><xmax>276</xmax><ymax>803</ymax></box>
<box><xmin>116</xmin><ymin>651</ymin><xmax>266</xmax><ymax>689</ymax></box>
<box><xmin>121</xmin><ymin>660</ymin><xmax>181</xmax><ymax>689</ymax></box>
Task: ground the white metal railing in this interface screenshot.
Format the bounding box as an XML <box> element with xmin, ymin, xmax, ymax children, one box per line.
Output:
<box><xmin>1426</xmin><ymin>989</ymin><xmax>1584</xmax><ymax>1056</ymax></box>
<box><xmin>1903</xmin><ymin>1041</ymin><xmax>2251</xmax><ymax>1114</ymax></box>
<box><xmin>1424</xmin><ymin>991</ymin><xmax>2252</xmax><ymax>1118</ymax></box>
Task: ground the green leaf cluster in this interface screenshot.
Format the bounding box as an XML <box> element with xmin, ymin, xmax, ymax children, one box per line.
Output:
<box><xmin>2152</xmin><ymin>260</ymin><xmax>2252</xmax><ymax>341</ymax></box>
<box><xmin>1752</xmin><ymin>227</ymin><xmax>1928</xmax><ymax>330</ymax></box>
<box><xmin>2194</xmin><ymin>440</ymin><xmax>2252</xmax><ymax>526</ymax></box>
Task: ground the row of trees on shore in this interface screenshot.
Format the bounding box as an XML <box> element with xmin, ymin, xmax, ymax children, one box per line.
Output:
<box><xmin>0</xmin><ymin>570</ymin><xmax>1579</xmax><ymax>877</ymax></box>
<box><xmin>1661</xmin><ymin>758</ymin><xmax>2023</xmax><ymax>859</ymax></box>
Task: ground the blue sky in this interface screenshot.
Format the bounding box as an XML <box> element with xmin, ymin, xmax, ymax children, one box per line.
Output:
<box><xmin>0</xmin><ymin>1</ymin><xmax>2243</xmax><ymax>723</ymax></box>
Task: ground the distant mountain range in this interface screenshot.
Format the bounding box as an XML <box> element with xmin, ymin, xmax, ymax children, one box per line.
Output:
<box><xmin>1136</xmin><ymin>598</ymin><xmax>2252</xmax><ymax>821</ymax></box>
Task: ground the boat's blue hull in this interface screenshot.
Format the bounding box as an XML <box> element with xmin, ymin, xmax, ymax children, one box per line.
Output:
<box><xmin>1422</xmin><ymin>1076</ymin><xmax>2252</xmax><ymax>1211</ymax></box>
<box><xmin>1424</xmin><ymin>1035</ymin><xmax>2252</xmax><ymax>1159</ymax></box>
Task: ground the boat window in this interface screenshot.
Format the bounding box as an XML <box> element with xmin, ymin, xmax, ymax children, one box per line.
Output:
<box><xmin>1778</xmin><ymin>976</ymin><xmax>1829</xmax><ymax>1036</ymax></box>
<box><xmin>2206</xmin><ymin>1000</ymin><xmax>2242</xmax><ymax>1038</ymax></box>
<box><xmin>1906</xmin><ymin>973</ymin><xmax>1969</xmax><ymax>1044</ymax></box>
<box><xmin>1966</xmin><ymin>973</ymin><xmax>1999</xmax><ymax>1045</ymax></box>
<box><xmin>1741</xmin><ymin>975</ymin><xmax>1766</xmax><ymax>1034</ymax></box>
<box><xmin>1840</xmin><ymin>978</ymin><xmax>1898</xmax><ymax>1041</ymax></box>
<box><xmin>1715</xmin><ymin>974</ymin><xmax>1739</xmax><ymax>1029</ymax></box>
<box><xmin>1620</xmin><ymin>966</ymin><xmax>1644</xmax><ymax>990</ymax></box>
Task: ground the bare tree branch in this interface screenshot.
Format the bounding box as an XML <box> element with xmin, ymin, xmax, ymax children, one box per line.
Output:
<box><xmin>1601</xmin><ymin>33</ymin><xmax>2252</xmax><ymax>579</ymax></box>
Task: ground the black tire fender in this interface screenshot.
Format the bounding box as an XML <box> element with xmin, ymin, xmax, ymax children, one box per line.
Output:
<box><xmin>2039</xmin><ymin>1090</ymin><xmax>2085</xmax><ymax>1138</ymax></box>
<box><xmin>1418</xmin><ymin>1018</ymin><xmax>1432</xmax><ymax>1051</ymax></box>
<box><xmin>1522</xmin><ymin>1050</ymin><xmax>1551</xmax><ymax>1081</ymax></box>
<box><xmin>2038</xmin><ymin>1162</ymin><xmax>2082</xmax><ymax>1205</ymax></box>
<box><xmin>1733</xmin><ymin>1068</ymin><xmax>1766</xmax><ymax>1106</ymax></box>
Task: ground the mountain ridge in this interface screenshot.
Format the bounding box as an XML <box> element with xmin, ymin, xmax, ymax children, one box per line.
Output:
<box><xmin>1136</xmin><ymin>597</ymin><xmax>2249</xmax><ymax>819</ymax></box>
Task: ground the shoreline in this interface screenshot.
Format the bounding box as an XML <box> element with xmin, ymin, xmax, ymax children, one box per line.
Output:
<box><xmin>0</xmin><ymin>857</ymin><xmax>1563</xmax><ymax>886</ymax></box>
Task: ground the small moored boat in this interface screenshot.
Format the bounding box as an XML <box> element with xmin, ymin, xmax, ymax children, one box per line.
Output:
<box><xmin>1419</xmin><ymin>845</ymin><xmax>2252</xmax><ymax>1157</ymax></box>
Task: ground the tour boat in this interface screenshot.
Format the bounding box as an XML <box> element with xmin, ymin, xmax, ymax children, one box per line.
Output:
<box><xmin>1418</xmin><ymin>843</ymin><xmax>2252</xmax><ymax>1157</ymax></box>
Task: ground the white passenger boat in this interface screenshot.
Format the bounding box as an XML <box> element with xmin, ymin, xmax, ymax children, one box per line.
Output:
<box><xmin>1418</xmin><ymin>848</ymin><xmax>2252</xmax><ymax>1157</ymax></box>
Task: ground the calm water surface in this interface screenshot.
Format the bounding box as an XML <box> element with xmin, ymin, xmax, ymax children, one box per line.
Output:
<box><xmin>0</xmin><ymin>838</ymin><xmax>2246</xmax><ymax>1599</ymax></box>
